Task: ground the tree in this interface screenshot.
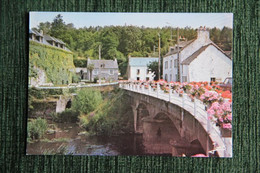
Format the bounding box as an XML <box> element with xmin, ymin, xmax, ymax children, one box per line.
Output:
<box><xmin>37</xmin><ymin>22</ymin><xmax>51</xmax><ymax>34</ymax></box>
<box><xmin>50</xmin><ymin>14</ymin><xmax>66</xmax><ymax>38</ymax></box>
<box><xmin>72</xmin><ymin>88</ymin><xmax>103</xmax><ymax>114</ymax></box>
<box><xmin>147</xmin><ymin>61</ymin><xmax>160</xmax><ymax>81</ymax></box>
<box><xmin>87</xmin><ymin>63</ymin><xmax>95</xmax><ymax>82</ymax></box>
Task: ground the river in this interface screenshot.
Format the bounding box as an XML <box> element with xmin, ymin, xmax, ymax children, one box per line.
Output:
<box><xmin>26</xmin><ymin>121</ymin><xmax>173</xmax><ymax>156</ymax></box>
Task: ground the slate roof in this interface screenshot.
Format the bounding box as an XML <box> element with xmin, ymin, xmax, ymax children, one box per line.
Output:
<box><xmin>29</xmin><ymin>29</ymin><xmax>43</xmax><ymax>37</ymax></box>
<box><xmin>181</xmin><ymin>43</ymin><xmax>231</xmax><ymax>65</ymax></box>
<box><xmin>29</xmin><ymin>28</ymin><xmax>70</xmax><ymax>52</ymax></box>
<box><xmin>164</xmin><ymin>39</ymin><xmax>195</xmax><ymax>57</ymax></box>
<box><xmin>44</xmin><ymin>35</ymin><xmax>66</xmax><ymax>45</ymax></box>
<box><xmin>128</xmin><ymin>57</ymin><xmax>159</xmax><ymax>67</ymax></box>
<box><xmin>88</xmin><ymin>59</ymin><xmax>118</xmax><ymax>69</ymax></box>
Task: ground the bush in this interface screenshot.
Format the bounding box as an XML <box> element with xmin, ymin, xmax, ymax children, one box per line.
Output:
<box><xmin>72</xmin><ymin>88</ymin><xmax>103</xmax><ymax>114</ymax></box>
<box><xmin>93</xmin><ymin>77</ymin><xmax>98</xmax><ymax>83</ymax></box>
<box><xmin>72</xmin><ymin>73</ymin><xmax>81</xmax><ymax>83</ymax></box>
<box><xmin>27</xmin><ymin>118</ymin><xmax>48</xmax><ymax>141</ymax></box>
<box><xmin>50</xmin><ymin>109</ymin><xmax>80</xmax><ymax>123</ymax></box>
<box><xmin>73</xmin><ymin>59</ymin><xmax>87</xmax><ymax>67</ymax></box>
<box><xmin>79</xmin><ymin>90</ymin><xmax>134</xmax><ymax>135</ymax></box>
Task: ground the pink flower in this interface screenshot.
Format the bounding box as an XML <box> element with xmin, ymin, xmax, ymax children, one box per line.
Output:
<box><xmin>207</xmin><ymin>109</ymin><xmax>215</xmax><ymax>115</ymax></box>
<box><xmin>227</xmin><ymin>113</ymin><xmax>232</xmax><ymax>121</ymax></box>
<box><xmin>211</xmin><ymin>102</ymin><xmax>220</xmax><ymax>109</ymax></box>
<box><xmin>204</xmin><ymin>91</ymin><xmax>210</xmax><ymax>97</ymax></box>
<box><xmin>218</xmin><ymin>117</ymin><xmax>223</xmax><ymax>122</ymax></box>
<box><xmin>217</xmin><ymin>109</ymin><xmax>224</xmax><ymax>115</ymax></box>
<box><xmin>222</xmin><ymin>102</ymin><xmax>231</xmax><ymax>112</ymax></box>
<box><xmin>222</xmin><ymin>123</ymin><xmax>232</xmax><ymax>129</ymax></box>
<box><xmin>208</xmin><ymin>116</ymin><xmax>213</xmax><ymax>120</ymax></box>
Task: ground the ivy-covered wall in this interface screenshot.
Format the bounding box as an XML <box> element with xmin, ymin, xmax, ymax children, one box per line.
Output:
<box><xmin>29</xmin><ymin>41</ymin><xmax>75</xmax><ymax>85</ymax></box>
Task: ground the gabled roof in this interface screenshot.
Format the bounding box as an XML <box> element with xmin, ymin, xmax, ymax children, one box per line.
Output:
<box><xmin>164</xmin><ymin>39</ymin><xmax>195</xmax><ymax>57</ymax></box>
<box><xmin>29</xmin><ymin>29</ymin><xmax>43</xmax><ymax>37</ymax></box>
<box><xmin>29</xmin><ymin>28</ymin><xmax>71</xmax><ymax>52</ymax></box>
<box><xmin>181</xmin><ymin>43</ymin><xmax>231</xmax><ymax>65</ymax></box>
<box><xmin>88</xmin><ymin>59</ymin><xmax>118</xmax><ymax>69</ymax></box>
<box><xmin>128</xmin><ymin>57</ymin><xmax>159</xmax><ymax>67</ymax></box>
<box><xmin>44</xmin><ymin>35</ymin><xmax>66</xmax><ymax>45</ymax></box>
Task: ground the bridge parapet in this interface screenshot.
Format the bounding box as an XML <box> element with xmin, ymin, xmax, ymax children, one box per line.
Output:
<box><xmin>119</xmin><ymin>82</ymin><xmax>232</xmax><ymax>157</ymax></box>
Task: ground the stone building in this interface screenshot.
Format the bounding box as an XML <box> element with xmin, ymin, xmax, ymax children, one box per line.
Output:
<box><xmin>163</xmin><ymin>26</ymin><xmax>232</xmax><ymax>83</ymax></box>
<box><xmin>29</xmin><ymin>29</ymin><xmax>71</xmax><ymax>51</ymax></box>
<box><xmin>87</xmin><ymin>58</ymin><xmax>118</xmax><ymax>82</ymax></box>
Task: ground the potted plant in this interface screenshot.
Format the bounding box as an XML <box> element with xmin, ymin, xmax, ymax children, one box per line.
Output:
<box><xmin>207</xmin><ymin>102</ymin><xmax>232</xmax><ymax>137</ymax></box>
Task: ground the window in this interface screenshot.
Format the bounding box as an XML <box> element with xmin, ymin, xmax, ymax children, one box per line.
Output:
<box><xmin>170</xmin><ymin>60</ymin><xmax>172</xmax><ymax>68</ymax></box>
<box><xmin>146</xmin><ymin>77</ymin><xmax>149</xmax><ymax>81</ymax></box>
<box><xmin>137</xmin><ymin>77</ymin><xmax>140</xmax><ymax>81</ymax></box>
<box><xmin>165</xmin><ymin>74</ymin><xmax>168</xmax><ymax>82</ymax></box>
<box><xmin>210</xmin><ymin>78</ymin><xmax>216</xmax><ymax>82</ymax></box>
<box><xmin>175</xmin><ymin>74</ymin><xmax>178</xmax><ymax>81</ymax></box>
<box><xmin>137</xmin><ymin>69</ymin><xmax>140</xmax><ymax>75</ymax></box>
<box><xmin>110</xmin><ymin>70</ymin><xmax>113</xmax><ymax>75</ymax></box>
<box><xmin>165</xmin><ymin>61</ymin><xmax>168</xmax><ymax>69</ymax></box>
<box><xmin>174</xmin><ymin>59</ymin><xmax>178</xmax><ymax>68</ymax></box>
<box><xmin>182</xmin><ymin>76</ymin><xmax>187</xmax><ymax>82</ymax></box>
<box><xmin>170</xmin><ymin>74</ymin><xmax>172</xmax><ymax>82</ymax></box>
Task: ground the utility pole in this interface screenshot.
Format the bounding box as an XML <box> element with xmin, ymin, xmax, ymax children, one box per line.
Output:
<box><xmin>158</xmin><ymin>33</ymin><xmax>161</xmax><ymax>80</ymax></box>
<box><xmin>99</xmin><ymin>44</ymin><xmax>101</xmax><ymax>85</ymax></box>
<box><xmin>177</xmin><ymin>27</ymin><xmax>181</xmax><ymax>82</ymax></box>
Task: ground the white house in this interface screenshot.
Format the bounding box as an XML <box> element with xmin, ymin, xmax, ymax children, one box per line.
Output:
<box><xmin>163</xmin><ymin>26</ymin><xmax>232</xmax><ymax>83</ymax></box>
<box><xmin>127</xmin><ymin>57</ymin><xmax>159</xmax><ymax>81</ymax></box>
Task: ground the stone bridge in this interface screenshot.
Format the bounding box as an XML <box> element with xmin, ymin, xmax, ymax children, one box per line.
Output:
<box><xmin>119</xmin><ymin>82</ymin><xmax>232</xmax><ymax>157</ymax></box>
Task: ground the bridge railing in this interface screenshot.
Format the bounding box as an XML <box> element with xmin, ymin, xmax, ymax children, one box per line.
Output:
<box><xmin>119</xmin><ymin>82</ymin><xmax>231</xmax><ymax>157</ymax></box>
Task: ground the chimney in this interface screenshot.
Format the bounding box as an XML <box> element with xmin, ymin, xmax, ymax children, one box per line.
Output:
<box><xmin>197</xmin><ymin>26</ymin><xmax>210</xmax><ymax>42</ymax></box>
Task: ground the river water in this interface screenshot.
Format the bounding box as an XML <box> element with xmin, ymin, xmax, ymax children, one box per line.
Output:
<box><xmin>26</xmin><ymin>122</ymin><xmax>173</xmax><ymax>156</ymax></box>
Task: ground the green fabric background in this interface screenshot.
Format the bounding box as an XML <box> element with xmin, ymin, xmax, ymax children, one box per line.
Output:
<box><xmin>0</xmin><ymin>0</ymin><xmax>259</xmax><ymax>172</ymax></box>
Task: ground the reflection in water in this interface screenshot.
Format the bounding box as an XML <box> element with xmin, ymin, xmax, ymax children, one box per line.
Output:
<box><xmin>27</xmin><ymin>121</ymin><xmax>204</xmax><ymax>156</ymax></box>
<box><xmin>27</xmin><ymin>122</ymin><xmax>147</xmax><ymax>155</ymax></box>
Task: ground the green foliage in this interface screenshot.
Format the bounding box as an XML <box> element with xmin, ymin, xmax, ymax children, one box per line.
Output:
<box><xmin>210</xmin><ymin>27</ymin><xmax>232</xmax><ymax>51</ymax></box>
<box><xmin>79</xmin><ymin>89</ymin><xmax>134</xmax><ymax>135</ymax></box>
<box><xmin>27</xmin><ymin>118</ymin><xmax>48</xmax><ymax>141</ymax></box>
<box><xmin>72</xmin><ymin>73</ymin><xmax>81</xmax><ymax>83</ymax></box>
<box><xmin>50</xmin><ymin>109</ymin><xmax>79</xmax><ymax>123</ymax></box>
<box><xmin>93</xmin><ymin>77</ymin><xmax>98</xmax><ymax>83</ymax></box>
<box><xmin>72</xmin><ymin>88</ymin><xmax>103</xmax><ymax>114</ymax></box>
<box><xmin>29</xmin><ymin>41</ymin><xmax>75</xmax><ymax>85</ymax></box>
<box><xmin>148</xmin><ymin>61</ymin><xmax>161</xmax><ymax>80</ymax></box>
<box><xmin>73</xmin><ymin>58</ymin><xmax>87</xmax><ymax>67</ymax></box>
<box><xmin>29</xmin><ymin>87</ymin><xmax>63</xmax><ymax>99</ymax></box>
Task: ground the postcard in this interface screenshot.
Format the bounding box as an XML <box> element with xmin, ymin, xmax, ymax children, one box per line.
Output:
<box><xmin>27</xmin><ymin>12</ymin><xmax>232</xmax><ymax>157</ymax></box>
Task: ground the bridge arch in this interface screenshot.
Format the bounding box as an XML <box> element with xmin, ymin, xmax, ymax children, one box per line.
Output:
<box><xmin>135</xmin><ymin>103</ymin><xmax>149</xmax><ymax>133</ymax></box>
<box><xmin>153</xmin><ymin>112</ymin><xmax>181</xmax><ymax>140</ymax></box>
<box><xmin>122</xmin><ymin>87</ymin><xmax>228</xmax><ymax>157</ymax></box>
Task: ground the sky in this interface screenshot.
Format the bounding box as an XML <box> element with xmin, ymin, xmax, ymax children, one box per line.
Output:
<box><xmin>30</xmin><ymin>12</ymin><xmax>233</xmax><ymax>29</ymax></box>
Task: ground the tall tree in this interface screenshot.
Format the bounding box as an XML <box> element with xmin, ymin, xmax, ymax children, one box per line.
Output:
<box><xmin>37</xmin><ymin>22</ymin><xmax>51</xmax><ymax>34</ymax></box>
<box><xmin>50</xmin><ymin>14</ymin><xmax>66</xmax><ymax>38</ymax></box>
